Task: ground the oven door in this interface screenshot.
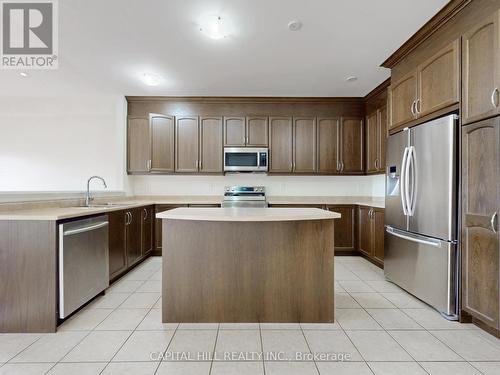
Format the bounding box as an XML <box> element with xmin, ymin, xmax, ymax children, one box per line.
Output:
<box><xmin>224</xmin><ymin>148</ymin><xmax>267</xmax><ymax>172</ymax></box>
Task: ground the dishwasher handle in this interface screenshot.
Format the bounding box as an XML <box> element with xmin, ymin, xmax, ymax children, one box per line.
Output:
<box><xmin>63</xmin><ymin>221</ymin><xmax>109</xmax><ymax>236</ymax></box>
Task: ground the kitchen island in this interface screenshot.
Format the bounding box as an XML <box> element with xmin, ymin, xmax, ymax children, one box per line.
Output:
<box><xmin>157</xmin><ymin>207</ymin><xmax>340</xmax><ymax>323</ymax></box>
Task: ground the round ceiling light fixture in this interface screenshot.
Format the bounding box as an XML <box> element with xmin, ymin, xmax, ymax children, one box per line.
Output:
<box><xmin>199</xmin><ymin>14</ymin><xmax>230</xmax><ymax>40</ymax></box>
<box><xmin>346</xmin><ymin>76</ymin><xmax>358</xmax><ymax>82</ymax></box>
<box><xmin>288</xmin><ymin>20</ymin><xmax>302</xmax><ymax>31</ymax></box>
<box><xmin>140</xmin><ymin>73</ymin><xmax>162</xmax><ymax>86</ymax></box>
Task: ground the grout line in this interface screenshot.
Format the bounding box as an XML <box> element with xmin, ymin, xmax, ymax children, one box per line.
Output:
<box><xmin>153</xmin><ymin>322</ymin><xmax>180</xmax><ymax>375</ymax></box>
<box><xmin>259</xmin><ymin>321</ymin><xmax>266</xmax><ymax>375</ymax></box>
<box><xmin>299</xmin><ymin>323</ymin><xmax>320</xmax><ymax>375</ymax></box>
<box><xmin>208</xmin><ymin>324</ymin><xmax>220</xmax><ymax>375</ymax></box>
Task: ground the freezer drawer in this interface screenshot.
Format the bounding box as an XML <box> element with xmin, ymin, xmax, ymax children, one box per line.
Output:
<box><xmin>384</xmin><ymin>226</ymin><xmax>457</xmax><ymax>318</ymax></box>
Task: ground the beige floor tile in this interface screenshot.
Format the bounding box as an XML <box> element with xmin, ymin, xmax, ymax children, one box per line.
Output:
<box><xmin>430</xmin><ymin>330</ymin><xmax>500</xmax><ymax>361</ymax></box>
<box><xmin>303</xmin><ymin>330</ymin><xmax>363</xmax><ymax>361</ymax></box>
<box><xmin>100</xmin><ymin>361</ymin><xmax>159</xmax><ymax>375</ymax></box>
<box><xmin>85</xmin><ymin>293</ymin><xmax>130</xmax><ymax>309</ymax></box>
<box><xmin>166</xmin><ymin>330</ymin><xmax>218</xmax><ymax>361</ymax></box>
<box><xmin>300</xmin><ymin>322</ymin><xmax>341</xmax><ymax>330</ymax></box>
<box><xmin>346</xmin><ymin>331</ymin><xmax>413</xmax><ymax>361</ymax></box>
<box><xmin>113</xmin><ymin>330</ymin><xmax>175</xmax><ymax>362</ymax></box>
<box><xmin>335</xmin><ymin>309</ymin><xmax>382</xmax><ymax>330</ymax></box>
<box><xmin>334</xmin><ymin>270</ymin><xmax>360</xmax><ymax>281</ymax></box>
<box><xmin>334</xmin><ymin>281</ymin><xmax>345</xmax><ymax>292</ymax></box>
<box><xmin>260</xmin><ymin>323</ymin><xmax>300</xmax><ymax>330</ymax></box>
<box><xmin>419</xmin><ymin>362</ymin><xmax>482</xmax><ymax>375</ymax></box>
<box><xmin>367</xmin><ymin>362</ymin><xmax>428</xmax><ymax>375</ymax></box>
<box><xmin>135</xmin><ymin>260</ymin><xmax>161</xmax><ymax>272</ymax></box>
<box><xmin>351</xmin><ymin>269</ymin><xmax>385</xmax><ymax>281</ymax></box>
<box><xmin>338</xmin><ymin>281</ymin><xmax>374</xmax><ymax>293</ymax></box>
<box><xmin>211</xmin><ymin>361</ymin><xmax>264</xmax><ymax>374</ymax></box>
<box><xmin>135</xmin><ymin>280</ymin><xmax>162</xmax><ymax>293</ymax></box>
<box><xmin>317</xmin><ymin>361</ymin><xmax>373</xmax><ymax>375</ymax></box>
<box><xmin>0</xmin><ymin>363</ymin><xmax>54</xmax><ymax>375</ymax></box>
<box><xmin>214</xmin><ymin>330</ymin><xmax>262</xmax><ymax>360</ymax></box>
<box><xmin>95</xmin><ymin>309</ymin><xmax>149</xmax><ymax>330</ymax></box>
<box><xmin>0</xmin><ymin>334</ymin><xmax>41</xmax><ymax>362</ymax></box>
<box><xmin>12</xmin><ymin>332</ymin><xmax>87</xmax><ymax>363</ymax></box>
<box><xmin>119</xmin><ymin>292</ymin><xmax>160</xmax><ymax>309</ymax></box>
<box><xmin>136</xmin><ymin>309</ymin><xmax>179</xmax><ymax>330</ymax></box>
<box><xmin>156</xmin><ymin>361</ymin><xmax>210</xmax><ymax>374</ymax></box>
<box><xmin>335</xmin><ymin>293</ymin><xmax>362</xmax><ymax>308</ymax></box>
<box><xmin>218</xmin><ymin>323</ymin><xmax>259</xmax><ymax>330</ymax></box>
<box><xmin>121</xmin><ymin>270</ymin><xmax>156</xmax><ymax>281</ymax></box>
<box><xmin>402</xmin><ymin>308</ymin><xmax>465</xmax><ymax>330</ymax></box>
<box><xmin>366</xmin><ymin>309</ymin><xmax>422</xmax><ymax>330</ymax></box>
<box><xmin>154</xmin><ymin>297</ymin><xmax>162</xmax><ymax>308</ymax></box>
<box><xmin>470</xmin><ymin>362</ymin><xmax>500</xmax><ymax>375</ymax></box>
<box><xmin>178</xmin><ymin>323</ymin><xmax>219</xmax><ymax>330</ymax></box>
<box><xmin>389</xmin><ymin>330</ymin><xmax>462</xmax><ymax>361</ymax></box>
<box><xmin>365</xmin><ymin>280</ymin><xmax>402</xmax><ymax>293</ymax></box>
<box><xmin>148</xmin><ymin>270</ymin><xmax>162</xmax><ymax>281</ymax></box>
<box><xmin>58</xmin><ymin>309</ymin><xmax>113</xmax><ymax>331</ymax></box>
<box><xmin>261</xmin><ymin>330</ymin><xmax>310</xmax><ymax>361</ymax></box>
<box><xmin>107</xmin><ymin>280</ymin><xmax>144</xmax><ymax>294</ymax></box>
<box><xmin>380</xmin><ymin>292</ymin><xmax>429</xmax><ymax>308</ymax></box>
<box><xmin>350</xmin><ymin>293</ymin><xmax>396</xmax><ymax>308</ymax></box>
<box><xmin>265</xmin><ymin>361</ymin><xmax>318</xmax><ymax>375</ymax></box>
<box><xmin>46</xmin><ymin>362</ymin><xmax>107</xmax><ymax>375</ymax></box>
<box><xmin>61</xmin><ymin>331</ymin><xmax>130</xmax><ymax>362</ymax></box>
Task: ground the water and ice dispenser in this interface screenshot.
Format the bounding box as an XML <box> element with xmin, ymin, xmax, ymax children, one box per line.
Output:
<box><xmin>386</xmin><ymin>165</ymin><xmax>400</xmax><ymax>196</ymax></box>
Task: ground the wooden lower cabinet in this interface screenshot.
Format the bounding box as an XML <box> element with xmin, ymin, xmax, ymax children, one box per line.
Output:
<box><xmin>461</xmin><ymin>117</ymin><xmax>500</xmax><ymax>329</ymax></box>
<box><xmin>108</xmin><ymin>210</ymin><xmax>128</xmax><ymax>279</ymax></box>
<box><xmin>141</xmin><ymin>206</ymin><xmax>154</xmax><ymax>256</ymax></box>
<box><xmin>358</xmin><ymin>206</ymin><xmax>385</xmax><ymax>266</ymax></box>
<box><xmin>325</xmin><ymin>205</ymin><xmax>356</xmax><ymax>253</ymax></box>
<box><xmin>154</xmin><ymin>204</ymin><xmax>188</xmax><ymax>256</ymax></box>
<box><xmin>126</xmin><ymin>208</ymin><xmax>143</xmax><ymax>267</ymax></box>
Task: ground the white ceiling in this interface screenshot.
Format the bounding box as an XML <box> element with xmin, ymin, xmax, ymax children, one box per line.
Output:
<box><xmin>0</xmin><ymin>0</ymin><xmax>449</xmax><ymax>97</ymax></box>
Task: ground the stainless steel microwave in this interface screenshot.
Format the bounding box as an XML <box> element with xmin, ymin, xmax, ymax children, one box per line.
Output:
<box><xmin>224</xmin><ymin>147</ymin><xmax>268</xmax><ymax>172</ymax></box>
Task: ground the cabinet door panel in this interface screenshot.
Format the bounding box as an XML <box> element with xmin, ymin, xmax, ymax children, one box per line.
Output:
<box><xmin>390</xmin><ymin>72</ymin><xmax>417</xmax><ymax>129</ymax></box>
<box><xmin>317</xmin><ymin>118</ymin><xmax>339</xmax><ymax>174</ymax></box>
<box><xmin>462</xmin><ymin>13</ymin><xmax>500</xmax><ymax>124</ymax></box>
<box><xmin>461</xmin><ymin>119</ymin><xmax>500</xmax><ymax>328</ymax></box>
<box><xmin>224</xmin><ymin>117</ymin><xmax>246</xmax><ymax>146</ymax></box>
<box><xmin>175</xmin><ymin>117</ymin><xmax>199</xmax><ymax>172</ymax></box>
<box><xmin>108</xmin><ymin>210</ymin><xmax>127</xmax><ymax>280</ymax></box>
<box><xmin>150</xmin><ymin>115</ymin><xmax>175</xmax><ymax>172</ymax></box>
<box><xmin>340</xmin><ymin>117</ymin><xmax>364</xmax><ymax>174</ymax></box>
<box><xmin>293</xmin><ymin>117</ymin><xmax>316</xmax><ymax>173</ymax></box>
<box><xmin>417</xmin><ymin>40</ymin><xmax>459</xmax><ymax>117</ymax></box>
<box><xmin>246</xmin><ymin>116</ymin><xmax>268</xmax><ymax>146</ymax></box>
<box><xmin>200</xmin><ymin>116</ymin><xmax>223</xmax><ymax>173</ymax></box>
<box><xmin>128</xmin><ymin>117</ymin><xmax>150</xmax><ymax>173</ymax></box>
<box><xmin>269</xmin><ymin>117</ymin><xmax>293</xmax><ymax>173</ymax></box>
<box><xmin>154</xmin><ymin>205</ymin><xmax>187</xmax><ymax>256</ymax></box>
<box><xmin>326</xmin><ymin>205</ymin><xmax>356</xmax><ymax>251</ymax></box>
<box><xmin>373</xmin><ymin>209</ymin><xmax>385</xmax><ymax>264</ymax></box>
<box><xmin>365</xmin><ymin>112</ymin><xmax>378</xmax><ymax>173</ymax></box>
<box><xmin>141</xmin><ymin>206</ymin><xmax>154</xmax><ymax>256</ymax></box>
<box><xmin>358</xmin><ymin>206</ymin><xmax>372</xmax><ymax>257</ymax></box>
<box><xmin>379</xmin><ymin>105</ymin><xmax>387</xmax><ymax>171</ymax></box>
<box><xmin>127</xmin><ymin>208</ymin><xmax>143</xmax><ymax>266</ymax></box>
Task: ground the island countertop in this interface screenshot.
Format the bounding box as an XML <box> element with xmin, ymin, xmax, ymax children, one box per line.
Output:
<box><xmin>156</xmin><ymin>207</ymin><xmax>341</xmax><ymax>222</ymax></box>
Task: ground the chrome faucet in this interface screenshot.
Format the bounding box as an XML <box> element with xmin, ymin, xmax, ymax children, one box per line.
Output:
<box><xmin>85</xmin><ymin>176</ymin><xmax>107</xmax><ymax>207</ymax></box>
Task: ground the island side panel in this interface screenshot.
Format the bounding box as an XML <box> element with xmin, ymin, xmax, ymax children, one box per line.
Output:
<box><xmin>0</xmin><ymin>220</ymin><xmax>58</xmax><ymax>333</ymax></box>
<box><xmin>162</xmin><ymin>219</ymin><xmax>334</xmax><ymax>323</ymax></box>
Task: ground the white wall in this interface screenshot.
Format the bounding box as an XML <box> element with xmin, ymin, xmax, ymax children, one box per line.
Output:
<box><xmin>131</xmin><ymin>174</ymin><xmax>386</xmax><ymax>197</ymax></box>
<box><xmin>0</xmin><ymin>94</ymin><xmax>129</xmax><ymax>192</ymax></box>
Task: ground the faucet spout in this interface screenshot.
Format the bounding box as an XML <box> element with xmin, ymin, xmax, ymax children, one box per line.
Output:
<box><xmin>85</xmin><ymin>176</ymin><xmax>107</xmax><ymax>207</ymax></box>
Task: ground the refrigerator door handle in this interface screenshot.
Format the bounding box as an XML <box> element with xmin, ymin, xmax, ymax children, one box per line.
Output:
<box><xmin>386</xmin><ymin>226</ymin><xmax>442</xmax><ymax>248</ymax></box>
<box><xmin>407</xmin><ymin>146</ymin><xmax>418</xmax><ymax>216</ymax></box>
<box><xmin>400</xmin><ymin>146</ymin><xmax>410</xmax><ymax>216</ymax></box>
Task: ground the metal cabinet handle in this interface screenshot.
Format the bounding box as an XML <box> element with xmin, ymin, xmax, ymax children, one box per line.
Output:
<box><xmin>146</xmin><ymin>160</ymin><xmax>151</xmax><ymax>171</ymax></box>
<box><xmin>128</xmin><ymin>211</ymin><xmax>133</xmax><ymax>224</ymax></box>
<box><xmin>492</xmin><ymin>88</ymin><xmax>499</xmax><ymax>108</ymax></box>
<box><xmin>125</xmin><ymin>212</ymin><xmax>129</xmax><ymax>225</ymax></box>
<box><xmin>374</xmin><ymin>158</ymin><xmax>379</xmax><ymax>170</ymax></box>
<box><xmin>341</xmin><ymin>162</ymin><xmax>344</xmax><ymax>172</ymax></box>
<box><xmin>199</xmin><ymin>160</ymin><xmax>203</xmax><ymax>170</ymax></box>
<box><xmin>63</xmin><ymin>221</ymin><xmax>108</xmax><ymax>236</ymax></box>
<box><xmin>143</xmin><ymin>208</ymin><xmax>147</xmax><ymax>220</ymax></box>
<box><xmin>416</xmin><ymin>99</ymin><xmax>421</xmax><ymax>114</ymax></box>
<box><xmin>410</xmin><ymin>100</ymin><xmax>416</xmax><ymax>117</ymax></box>
<box><xmin>491</xmin><ymin>212</ymin><xmax>498</xmax><ymax>233</ymax></box>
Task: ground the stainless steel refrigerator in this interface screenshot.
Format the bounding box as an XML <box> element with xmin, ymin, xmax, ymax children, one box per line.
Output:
<box><xmin>385</xmin><ymin>114</ymin><xmax>458</xmax><ymax>319</ymax></box>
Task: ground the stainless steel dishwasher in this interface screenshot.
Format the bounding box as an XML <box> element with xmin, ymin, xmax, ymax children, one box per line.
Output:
<box><xmin>58</xmin><ymin>215</ymin><xmax>109</xmax><ymax>318</ymax></box>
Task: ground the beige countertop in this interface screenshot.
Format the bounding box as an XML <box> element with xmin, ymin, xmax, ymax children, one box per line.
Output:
<box><xmin>0</xmin><ymin>195</ymin><xmax>384</xmax><ymax>220</ymax></box>
<box><xmin>157</xmin><ymin>207</ymin><xmax>341</xmax><ymax>222</ymax></box>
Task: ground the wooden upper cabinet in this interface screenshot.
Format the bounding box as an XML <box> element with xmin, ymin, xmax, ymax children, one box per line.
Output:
<box><xmin>246</xmin><ymin>116</ymin><xmax>268</xmax><ymax>146</ymax></box>
<box><xmin>461</xmin><ymin>118</ymin><xmax>500</xmax><ymax>329</ymax></box>
<box><xmin>462</xmin><ymin>12</ymin><xmax>500</xmax><ymax>125</ymax></box>
<box><xmin>417</xmin><ymin>40</ymin><xmax>459</xmax><ymax>117</ymax></box>
<box><xmin>339</xmin><ymin>117</ymin><xmax>364</xmax><ymax>174</ymax></box>
<box><xmin>293</xmin><ymin>117</ymin><xmax>316</xmax><ymax>173</ymax></box>
<box><xmin>175</xmin><ymin>116</ymin><xmax>199</xmax><ymax>173</ymax></box>
<box><xmin>199</xmin><ymin>116</ymin><xmax>223</xmax><ymax>173</ymax></box>
<box><xmin>269</xmin><ymin>117</ymin><xmax>293</xmax><ymax>173</ymax></box>
<box><xmin>389</xmin><ymin>72</ymin><xmax>417</xmax><ymax>129</ymax></box>
<box><xmin>150</xmin><ymin>114</ymin><xmax>175</xmax><ymax>173</ymax></box>
<box><xmin>317</xmin><ymin>118</ymin><xmax>339</xmax><ymax>174</ymax></box>
<box><xmin>365</xmin><ymin>111</ymin><xmax>378</xmax><ymax>173</ymax></box>
<box><xmin>224</xmin><ymin>117</ymin><xmax>246</xmax><ymax>146</ymax></box>
<box><xmin>127</xmin><ymin>117</ymin><xmax>151</xmax><ymax>173</ymax></box>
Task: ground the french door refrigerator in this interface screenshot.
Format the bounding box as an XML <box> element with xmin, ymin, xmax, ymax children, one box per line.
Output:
<box><xmin>385</xmin><ymin>114</ymin><xmax>458</xmax><ymax>319</ymax></box>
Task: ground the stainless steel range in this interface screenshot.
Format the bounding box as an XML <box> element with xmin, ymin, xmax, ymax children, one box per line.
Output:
<box><xmin>221</xmin><ymin>186</ymin><xmax>268</xmax><ymax>208</ymax></box>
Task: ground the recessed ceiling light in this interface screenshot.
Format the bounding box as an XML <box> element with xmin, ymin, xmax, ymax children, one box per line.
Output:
<box><xmin>140</xmin><ymin>73</ymin><xmax>162</xmax><ymax>86</ymax></box>
<box><xmin>346</xmin><ymin>76</ymin><xmax>358</xmax><ymax>82</ymax></box>
<box><xmin>199</xmin><ymin>15</ymin><xmax>230</xmax><ymax>40</ymax></box>
<box><xmin>288</xmin><ymin>20</ymin><xmax>302</xmax><ymax>31</ymax></box>
<box><xmin>19</xmin><ymin>72</ymin><xmax>28</xmax><ymax>77</ymax></box>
